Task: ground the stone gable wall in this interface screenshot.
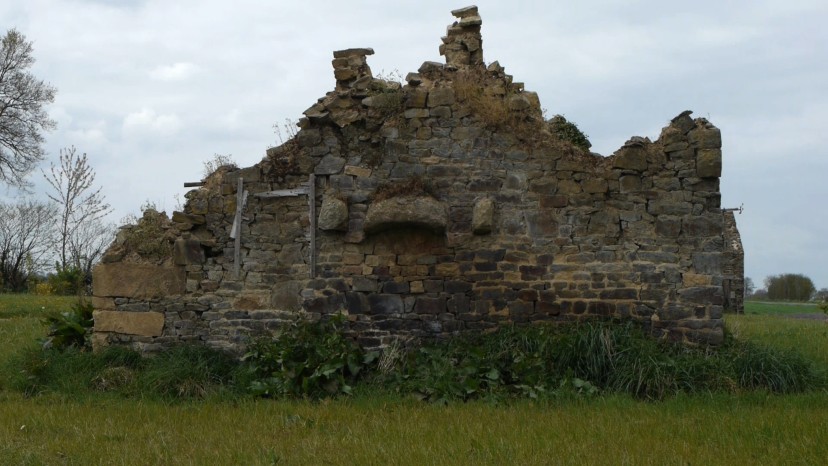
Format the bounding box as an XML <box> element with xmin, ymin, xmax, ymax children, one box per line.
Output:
<box><xmin>92</xmin><ymin>6</ymin><xmax>738</xmax><ymax>354</ymax></box>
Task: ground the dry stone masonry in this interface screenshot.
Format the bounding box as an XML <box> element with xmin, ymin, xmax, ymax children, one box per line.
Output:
<box><xmin>92</xmin><ymin>6</ymin><xmax>743</xmax><ymax>354</ymax></box>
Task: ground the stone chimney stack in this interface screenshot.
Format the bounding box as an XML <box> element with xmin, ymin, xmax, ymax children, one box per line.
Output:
<box><xmin>332</xmin><ymin>48</ymin><xmax>374</xmax><ymax>91</ymax></box>
<box><xmin>440</xmin><ymin>5</ymin><xmax>483</xmax><ymax>66</ymax></box>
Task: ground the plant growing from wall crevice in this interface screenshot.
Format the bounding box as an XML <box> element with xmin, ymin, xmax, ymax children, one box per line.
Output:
<box><xmin>547</xmin><ymin>114</ymin><xmax>592</xmax><ymax>151</ymax></box>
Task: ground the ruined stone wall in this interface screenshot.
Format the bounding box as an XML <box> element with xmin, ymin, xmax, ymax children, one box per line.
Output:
<box><xmin>92</xmin><ymin>6</ymin><xmax>736</xmax><ymax>353</ymax></box>
<box><xmin>722</xmin><ymin>211</ymin><xmax>745</xmax><ymax>313</ymax></box>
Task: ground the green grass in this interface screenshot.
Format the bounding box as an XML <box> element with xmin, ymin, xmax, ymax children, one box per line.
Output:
<box><xmin>744</xmin><ymin>300</ymin><xmax>821</xmax><ymax>315</ymax></box>
<box><xmin>0</xmin><ymin>392</ymin><xmax>827</xmax><ymax>464</ymax></box>
<box><xmin>0</xmin><ymin>295</ymin><xmax>76</xmax><ymax>366</ymax></box>
<box><xmin>727</xmin><ymin>314</ymin><xmax>828</xmax><ymax>367</ymax></box>
<box><xmin>1</xmin><ymin>293</ymin><xmax>827</xmax><ymax>464</ymax></box>
<box><xmin>0</xmin><ymin>294</ymin><xmax>75</xmax><ymax>319</ymax></box>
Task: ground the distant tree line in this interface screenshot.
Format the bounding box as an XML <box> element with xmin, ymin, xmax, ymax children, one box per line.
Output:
<box><xmin>746</xmin><ymin>274</ymin><xmax>822</xmax><ymax>302</ymax></box>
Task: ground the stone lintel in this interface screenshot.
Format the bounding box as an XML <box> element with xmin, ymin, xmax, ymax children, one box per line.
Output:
<box><xmin>333</xmin><ymin>48</ymin><xmax>375</xmax><ymax>58</ymax></box>
<box><xmin>364</xmin><ymin>196</ymin><xmax>448</xmax><ymax>235</ymax></box>
<box><xmin>451</xmin><ymin>5</ymin><xmax>479</xmax><ymax>18</ymax></box>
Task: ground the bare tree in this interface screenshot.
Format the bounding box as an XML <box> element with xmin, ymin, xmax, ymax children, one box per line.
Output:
<box><xmin>43</xmin><ymin>146</ymin><xmax>113</xmax><ymax>272</ymax></box>
<box><xmin>0</xmin><ymin>200</ymin><xmax>56</xmax><ymax>291</ymax></box>
<box><xmin>68</xmin><ymin>216</ymin><xmax>114</xmax><ymax>280</ymax></box>
<box><xmin>0</xmin><ymin>29</ymin><xmax>56</xmax><ymax>188</ymax></box>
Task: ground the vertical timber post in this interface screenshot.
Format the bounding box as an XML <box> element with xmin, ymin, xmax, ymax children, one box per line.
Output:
<box><xmin>231</xmin><ymin>177</ymin><xmax>247</xmax><ymax>280</ymax></box>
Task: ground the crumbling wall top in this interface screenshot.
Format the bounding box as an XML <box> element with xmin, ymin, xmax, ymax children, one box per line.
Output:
<box><xmin>441</xmin><ymin>5</ymin><xmax>484</xmax><ymax>66</ymax></box>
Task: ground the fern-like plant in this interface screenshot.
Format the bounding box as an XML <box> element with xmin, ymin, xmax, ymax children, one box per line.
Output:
<box><xmin>42</xmin><ymin>301</ymin><xmax>94</xmax><ymax>350</ymax></box>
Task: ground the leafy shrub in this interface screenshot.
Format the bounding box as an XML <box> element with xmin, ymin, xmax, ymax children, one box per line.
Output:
<box><xmin>32</xmin><ymin>282</ymin><xmax>54</xmax><ymax>295</ymax></box>
<box><xmin>243</xmin><ymin>315</ymin><xmax>377</xmax><ymax>398</ymax></box>
<box><xmin>384</xmin><ymin>325</ymin><xmax>560</xmax><ymax>403</ymax></box>
<box><xmin>548</xmin><ymin>115</ymin><xmax>591</xmax><ymax>150</ymax></box>
<box><xmin>378</xmin><ymin>321</ymin><xmax>825</xmax><ymax>402</ymax></box>
<box><xmin>42</xmin><ymin>301</ymin><xmax>94</xmax><ymax>350</ymax></box>
<box><xmin>47</xmin><ymin>266</ymin><xmax>86</xmax><ymax>295</ymax></box>
<box><xmin>388</xmin><ymin>344</ymin><xmax>498</xmax><ymax>403</ymax></box>
<box><xmin>367</xmin><ymin>71</ymin><xmax>405</xmax><ymax>117</ymax></box>
<box><xmin>120</xmin><ymin>208</ymin><xmax>173</xmax><ymax>260</ymax></box>
<box><xmin>7</xmin><ymin>315</ymin><xmax>823</xmax><ymax>402</ymax></box>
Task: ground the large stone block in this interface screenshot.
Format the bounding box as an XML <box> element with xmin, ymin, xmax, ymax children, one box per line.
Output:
<box><xmin>612</xmin><ymin>147</ymin><xmax>648</xmax><ymax>171</ymax></box>
<box><xmin>696</xmin><ymin>149</ymin><xmax>722</xmax><ymax>178</ymax></box>
<box><xmin>472</xmin><ymin>198</ymin><xmax>494</xmax><ymax>234</ymax></box>
<box><xmin>93</xmin><ymin>263</ymin><xmax>186</xmax><ymax>299</ymax></box>
<box><xmin>91</xmin><ymin>296</ymin><xmax>115</xmax><ymax>310</ymax></box>
<box><xmin>318</xmin><ymin>196</ymin><xmax>349</xmax><ymax>231</ymax></box>
<box><xmin>427</xmin><ymin>87</ymin><xmax>455</xmax><ymax>107</ymax></box>
<box><xmin>368</xmin><ymin>294</ymin><xmax>403</xmax><ymax>314</ymax></box>
<box><xmin>93</xmin><ymin>310</ymin><xmax>164</xmax><ymax>336</ymax></box>
<box><xmin>688</xmin><ymin>126</ymin><xmax>721</xmax><ymax>149</ymax></box>
<box><xmin>678</xmin><ymin>286</ymin><xmax>723</xmax><ymax>305</ymax></box>
<box><xmin>271</xmin><ymin>280</ymin><xmax>304</xmax><ymax>311</ymax></box>
<box><xmin>315</xmin><ymin>154</ymin><xmax>346</xmax><ymax>175</ymax></box>
<box><xmin>692</xmin><ymin>252</ymin><xmax>722</xmax><ymax>274</ymax></box>
<box><xmin>364</xmin><ymin>196</ymin><xmax>448</xmax><ymax>234</ymax></box>
<box><xmin>682</xmin><ymin>215</ymin><xmax>722</xmax><ymax>237</ymax></box>
<box><xmin>173</xmin><ymin>239</ymin><xmax>205</xmax><ymax>265</ymax></box>
<box><xmin>415</xmin><ymin>296</ymin><xmax>446</xmax><ymax>315</ymax></box>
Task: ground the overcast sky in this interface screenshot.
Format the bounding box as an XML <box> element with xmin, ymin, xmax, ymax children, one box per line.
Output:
<box><xmin>2</xmin><ymin>0</ymin><xmax>827</xmax><ymax>289</ymax></box>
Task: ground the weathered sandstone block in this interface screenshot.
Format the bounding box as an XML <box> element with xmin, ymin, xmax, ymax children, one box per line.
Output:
<box><xmin>93</xmin><ymin>310</ymin><xmax>164</xmax><ymax>336</ymax></box>
<box><xmin>364</xmin><ymin>196</ymin><xmax>448</xmax><ymax>234</ymax></box>
<box><xmin>93</xmin><ymin>263</ymin><xmax>186</xmax><ymax>298</ymax></box>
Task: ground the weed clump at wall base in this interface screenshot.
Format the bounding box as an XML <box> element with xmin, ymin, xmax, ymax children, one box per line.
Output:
<box><xmin>4</xmin><ymin>318</ymin><xmax>824</xmax><ymax>402</ymax></box>
<box><xmin>242</xmin><ymin>315</ymin><xmax>378</xmax><ymax>399</ymax></box>
<box><xmin>374</xmin><ymin>321</ymin><xmax>826</xmax><ymax>402</ymax></box>
<box><xmin>726</xmin><ymin>341</ymin><xmax>822</xmax><ymax>393</ymax></box>
<box><xmin>4</xmin><ymin>344</ymin><xmax>244</xmax><ymax>400</ymax></box>
<box><xmin>135</xmin><ymin>345</ymin><xmax>242</xmax><ymax>399</ymax></box>
<box><xmin>42</xmin><ymin>301</ymin><xmax>94</xmax><ymax>350</ymax></box>
<box><xmin>5</xmin><ymin>345</ymin><xmax>142</xmax><ymax>397</ymax></box>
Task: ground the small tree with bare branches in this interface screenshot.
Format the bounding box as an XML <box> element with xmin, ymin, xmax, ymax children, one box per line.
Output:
<box><xmin>0</xmin><ymin>29</ymin><xmax>56</xmax><ymax>188</ymax></box>
<box><xmin>0</xmin><ymin>200</ymin><xmax>56</xmax><ymax>291</ymax></box>
<box><xmin>43</xmin><ymin>146</ymin><xmax>113</xmax><ymax>278</ymax></box>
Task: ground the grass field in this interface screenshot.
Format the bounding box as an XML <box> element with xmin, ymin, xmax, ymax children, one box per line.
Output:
<box><xmin>1</xmin><ymin>295</ymin><xmax>827</xmax><ymax>465</ymax></box>
<box><xmin>743</xmin><ymin>300</ymin><xmax>821</xmax><ymax>316</ymax></box>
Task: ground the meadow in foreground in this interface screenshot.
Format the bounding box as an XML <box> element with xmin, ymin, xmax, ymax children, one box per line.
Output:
<box><xmin>1</xmin><ymin>295</ymin><xmax>826</xmax><ymax>465</ymax></box>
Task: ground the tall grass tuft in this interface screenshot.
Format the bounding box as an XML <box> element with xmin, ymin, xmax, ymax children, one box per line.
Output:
<box><xmin>727</xmin><ymin>341</ymin><xmax>822</xmax><ymax>393</ymax></box>
<box><xmin>376</xmin><ymin>320</ymin><xmax>826</xmax><ymax>402</ymax></box>
<box><xmin>4</xmin><ymin>344</ymin><xmax>244</xmax><ymax>400</ymax></box>
<box><xmin>136</xmin><ymin>345</ymin><xmax>243</xmax><ymax>399</ymax></box>
<box><xmin>4</xmin><ymin>345</ymin><xmax>136</xmax><ymax>397</ymax></box>
<box><xmin>4</xmin><ymin>310</ymin><xmax>825</xmax><ymax>403</ymax></box>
